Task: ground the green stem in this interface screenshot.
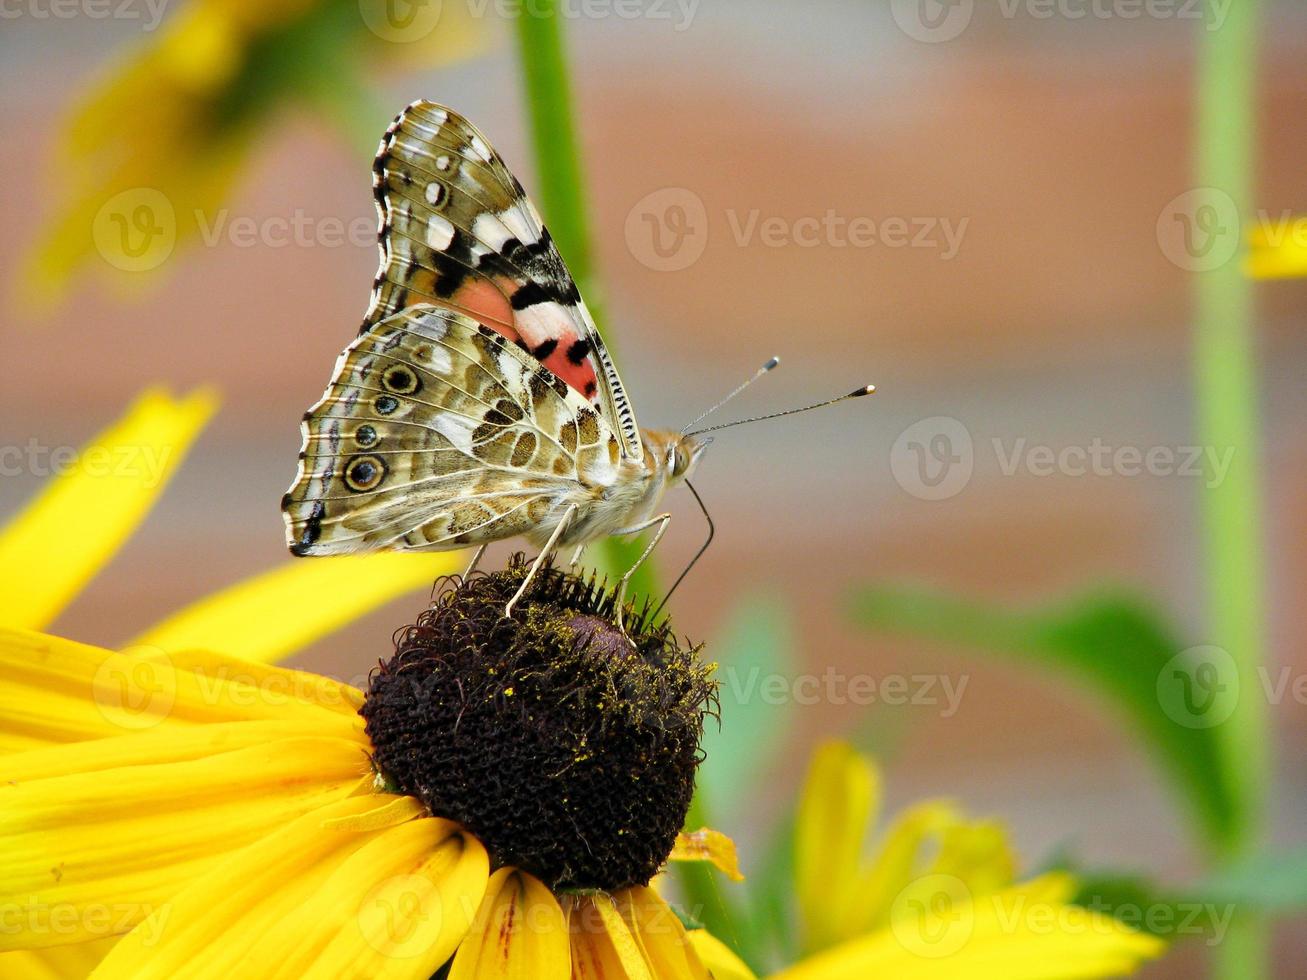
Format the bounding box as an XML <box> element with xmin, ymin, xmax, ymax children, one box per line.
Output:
<box><xmin>513</xmin><ymin>4</ymin><xmax>656</xmax><ymax>602</ymax></box>
<box><xmin>1192</xmin><ymin>3</ymin><xmax>1268</xmax><ymax>977</ymax></box>
<box><xmin>513</xmin><ymin>4</ymin><xmax>593</xmax><ymax>286</ymax></box>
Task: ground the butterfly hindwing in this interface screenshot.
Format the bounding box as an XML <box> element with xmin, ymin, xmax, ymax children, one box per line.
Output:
<box><xmin>283</xmin><ymin>305</ymin><xmax>622</xmax><ymax>555</ymax></box>
<box><xmin>366</xmin><ymin>100</ymin><xmax>642</xmax><ymax>461</ymax></box>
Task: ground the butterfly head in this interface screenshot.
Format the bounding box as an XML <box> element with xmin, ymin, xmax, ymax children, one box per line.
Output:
<box><xmin>645</xmin><ymin>429</ymin><xmax>710</xmax><ymax>487</ymax></box>
<box><xmin>670</xmin><ymin>434</ymin><xmax>710</xmax><ymax>484</ymax></box>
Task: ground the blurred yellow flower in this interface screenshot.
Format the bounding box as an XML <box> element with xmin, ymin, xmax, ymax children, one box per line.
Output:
<box><xmin>795</xmin><ymin>740</ymin><xmax>1016</xmax><ymax>954</ymax></box>
<box><xmin>1245</xmin><ymin>214</ymin><xmax>1307</xmax><ymax>279</ymax></box>
<box><xmin>20</xmin><ymin>0</ymin><xmax>486</xmax><ymax>310</ymax></box>
<box><xmin>0</xmin><ymin>387</ymin><xmax>461</xmax><ymax>671</ymax></box>
<box><xmin>683</xmin><ymin>741</ymin><xmax>1164</xmax><ymax>980</ymax></box>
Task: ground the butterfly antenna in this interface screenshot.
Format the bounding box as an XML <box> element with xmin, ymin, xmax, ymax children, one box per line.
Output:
<box><xmin>652</xmin><ymin>479</ymin><xmax>714</xmax><ymax>623</ymax></box>
<box><xmin>680</xmin><ymin>357</ymin><xmax>781</xmax><ymax>434</ymax></box>
<box><xmin>683</xmin><ymin>384</ymin><xmax>876</xmax><ymax>437</ymax></box>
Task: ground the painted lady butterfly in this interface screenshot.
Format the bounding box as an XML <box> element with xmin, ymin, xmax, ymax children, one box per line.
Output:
<box><xmin>282</xmin><ymin>101</ymin><xmax>871</xmax><ymax>613</ymax></box>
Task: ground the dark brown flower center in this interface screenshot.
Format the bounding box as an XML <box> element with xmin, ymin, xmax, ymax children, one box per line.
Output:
<box><xmin>360</xmin><ymin>556</ymin><xmax>716</xmax><ymax>892</ymax></box>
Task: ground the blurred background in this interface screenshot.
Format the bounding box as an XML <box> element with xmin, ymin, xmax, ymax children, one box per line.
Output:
<box><xmin>2</xmin><ymin>0</ymin><xmax>1304</xmax><ymax>974</ymax></box>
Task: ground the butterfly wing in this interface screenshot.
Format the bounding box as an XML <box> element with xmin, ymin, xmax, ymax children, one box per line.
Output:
<box><xmin>366</xmin><ymin>100</ymin><xmax>642</xmax><ymax>462</ymax></box>
<box><xmin>282</xmin><ymin>305</ymin><xmax>623</xmax><ymax>556</ymax></box>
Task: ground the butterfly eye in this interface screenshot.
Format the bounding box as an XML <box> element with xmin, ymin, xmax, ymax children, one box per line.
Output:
<box><xmin>671</xmin><ymin>446</ymin><xmax>689</xmax><ymax>477</ymax></box>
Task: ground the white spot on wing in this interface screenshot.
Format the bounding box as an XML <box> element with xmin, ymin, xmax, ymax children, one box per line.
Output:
<box><xmin>425</xmin><ymin>214</ymin><xmax>455</xmax><ymax>250</ymax></box>
<box><xmin>472</xmin><ymin>212</ymin><xmax>516</xmax><ymax>251</ymax></box>
<box><xmin>499</xmin><ymin>206</ymin><xmax>539</xmax><ymax>246</ymax></box>
<box><xmin>435</xmin><ymin>155</ymin><xmax>452</xmax><ymax>172</ymax></box>
<box><xmin>468</xmin><ymin>134</ymin><xmax>493</xmax><ymax>163</ymax></box>
<box><xmin>433</xmin><ymin>412</ymin><xmax>477</xmax><ymax>451</ymax></box>
<box><xmin>515</xmin><ymin>302</ymin><xmax>576</xmax><ymax>348</ymax></box>
<box><xmin>425</xmin><ymin>182</ymin><xmax>444</xmax><ymax>206</ymax></box>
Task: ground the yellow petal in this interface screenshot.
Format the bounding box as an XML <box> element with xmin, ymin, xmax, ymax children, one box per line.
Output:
<box><xmin>0</xmin><ymin>388</ymin><xmax>217</xmax><ymax>631</ymax></box>
<box><xmin>1245</xmin><ymin>217</ymin><xmax>1307</xmax><ymax>280</ymax></box>
<box><xmin>91</xmin><ymin>798</ymin><xmax>486</xmax><ymax>979</ymax></box>
<box><xmin>0</xmin><ymin>737</ymin><xmax>369</xmax><ymax>950</ymax></box>
<box><xmin>569</xmin><ymin>892</ymin><xmax>653</xmax><ymax>980</ymax></box>
<box><xmin>300</xmin><ymin>824</ymin><xmax>487</xmax><ymax>978</ymax></box>
<box><xmin>771</xmin><ymin>874</ymin><xmax>1166</xmax><ymax>980</ymax></box>
<box><xmin>448</xmin><ymin>868</ymin><xmax>570</xmax><ymax>980</ymax></box>
<box><xmin>685</xmin><ymin>929</ymin><xmax>756</xmax><ymax>980</ymax></box>
<box><xmin>0</xmin><ymin>628</ymin><xmax>363</xmax><ymax>752</ymax></box>
<box><xmin>130</xmin><ymin>551</ymin><xmax>464</xmax><ymax>665</ymax></box>
<box><xmin>320</xmin><ymin>794</ymin><xmax>426</xmax><ymax>832</ymax></box>
<box><xmin>616</xmin><ymin>887</ymin><xmax>710</xmax><ymax>980</ymax></box>
<box><xmin>835</xmin><ymin>801</ymin><xmax>962</xmax><ymax>940</ymax></box>
<box><xmin>928</xmin><ymin>819</ymin><xmax>1016</xmax><ymax>899</ymax></box>
<box><xmin>670</xmin><ymin>828</ymin><xmax>744</xmax><ymax>882</ymax></box>
<box><xmin>794</xmin><ymin>741</ymin><xmax>879</xmax><ymax>951</ymax></box>
<box><xmin>0</xmin><ymin>937</ymin><xmax>118</xmax><ymax>980</ymax></box>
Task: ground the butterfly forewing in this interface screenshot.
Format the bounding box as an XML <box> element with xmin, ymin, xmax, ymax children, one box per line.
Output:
<box><xmin>366</xmin><ymin>100</ymin><xmax>642</xmax><ymax>461</ymax></box>
<box><xmin>283</xmin><ymin>306</ymin><xmax>622</xmax><ymax>556</ymax></box>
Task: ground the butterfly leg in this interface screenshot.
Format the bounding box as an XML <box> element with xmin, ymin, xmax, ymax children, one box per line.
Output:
<box><xmin>462</xmin><ymin>544</ymin><xmax>488</xmax><ymax>580</ymax></box>
<box><xmin>504</xmin><ymin>503</ymin><xmax>579</xmax><ymax>619</ymax></box>
<box><xmin>612</xmin><ymin>513</ymin><xmax>672</xmax><ymax>632</ymax></box>
<box><xmin>568</xmin><ymin>544</ymin><xmax>586</xmax><ymax>569</ymax></box>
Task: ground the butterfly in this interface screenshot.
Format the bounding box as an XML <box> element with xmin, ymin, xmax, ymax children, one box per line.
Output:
<box><xmin>282</xmin><ymin>100</ymin><xmax>872</xmax><ymax>617</ymax></box>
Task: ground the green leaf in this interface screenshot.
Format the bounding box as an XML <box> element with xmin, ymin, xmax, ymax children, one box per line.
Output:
<box><xmin>672</xmin><ymin>595</ymin><xmax>797</xmax><ymax>971</ymax></box>
<box><xmin>1066</xmin><ymin>845</ymin><xmax>1307</xmax><ymax>945</ymax></box>
<box><xmin>697</xmin><ymin>596</ymin><xmax>797</xmax><ymax>815</ymax></box>
<box><xmin>1192</xmin><ymin>845</ymin><xmax>1307</xmax><ymax>910</ymax></box>
<box><xmin>849</xmin><ymin>586</ymin><xmax>1240</xmax><ymax>850</ymax></box>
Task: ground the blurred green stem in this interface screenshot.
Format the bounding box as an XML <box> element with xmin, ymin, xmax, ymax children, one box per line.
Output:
<box><xmin>1193</xmin><ymin>2</ymin><xmax>1268</xmax><ymax>977</ymax></box>
<box><xmin>513</xmin><ymin>2</ymin><xmax>655</xmax><ymax>598</ymax></box>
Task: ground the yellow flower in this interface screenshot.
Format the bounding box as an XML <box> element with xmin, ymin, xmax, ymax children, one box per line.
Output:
<box><xmin>0</xmin><ymin>387</ymin><xmax>462</xmax><ymax>668</ymax></box>
<box><xmin>0</xmin><ymin>388</ymin><xmax>464</xmax><ymax>977</ymax></box>
<box><xmin>20</xmin><ymin>0</ymin><xmax>485</xmax><ymax>310</ymax></box>
<box><xmin>1245</xmin><ymin>215</ymin><xmax>1307</xmax><ymax>279</ymax></box>
<box><xmin>686</xmin><ymin>741</ymin><xmax>1165</xmax><ymax>980</ymax></box>
<box><xmin>0</xmin><ymin>563</ymin><xmax>738</xmax><ymax>977</ymax></box>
